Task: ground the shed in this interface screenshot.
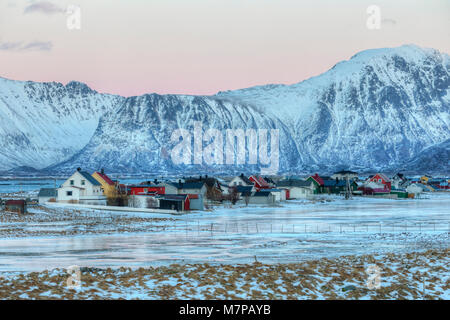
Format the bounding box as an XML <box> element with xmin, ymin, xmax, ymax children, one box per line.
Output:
<box><xmin>5</xmin><ymin>200</ymin><xmax>27</xmax><ymax>214</ymax></box>
<box><xmin>38</xmin><ymin>188</ymin><xmax>58</xmax><ymax>204</ymax></box>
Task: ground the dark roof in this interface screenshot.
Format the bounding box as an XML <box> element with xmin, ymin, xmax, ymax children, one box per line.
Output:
<box><xmin>5</xmin><ymin>200</ymin><xmax>26</xmax><ymax>205</ymax></box>
<box><xmin>263</xmin><ymin>177</ymin><xmax>275</xmax><ymax>184</ymax></box>
<box><xmin>78</xmin><ymin>171</ymin><xmax>101</xmax><ymax>186</ymax></box>
<box><xmin>38</xmin><ymin>188</ymin><xmax>57</xmax><ymax>197</ymax></box>
<box><xmin>170</xmin><ymin>182</ymin><xmax>205</xmax><ymax>190</ymax></box>
<box><xmin>333</xmin><ymin>170</ymin><xmax>358</xmax><ymax>175</ymax></box>
<box><xmin>394</xmin><ymin>172</ymin><xmax>405</xmax><ymax>179</ymax></box>
<box><xmin>237</xmin><ymin>174</ymin><xmax>252</xmax><ymax>185</ymax></box>
<box><xmin>160</xmin><ymin>194</ymin><xmax>188</xmax><ymax>201</ymax></box>
<box><xmin>323</xmin><ymin>179</ymin><xmax>347</xmax><ymax>187</ymax></box>
<box><xmin>236</xmin><ymin>185</ymin><xmax>253</xmax><ymax>193</ymax></box>
<box><xmin>277</xmin><ymin>179</ymin><xmax>312</xmax><ymax>188</ymax></box>
<box><xmin>185</xmin><ymin>177</ymin><xmax>219</xmax><ymax>188</ymax></box>
<box><xmin>253</xmin><ymin>191</ymin><xmax>272</xmax><ymax>197</ymax></box>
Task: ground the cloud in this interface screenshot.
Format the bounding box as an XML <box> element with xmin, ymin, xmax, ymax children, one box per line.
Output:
<box><xmin>0</xmin><ymin>41</ymin><xmax>53</xmax><ymax>52</ymax></box>
<box><xmin>23</xmin><ymin>1</ymin><xmax>65</xmax><ymax>15</ymax></box>
<box><xmin>0</xmin><ymin>42</ymin><xmax>23</xmax><ymax>51</ymax></box>
<box><xmin>21</xmin><ymin>41</ymin><xmax>53</xmax><ymax>51</ymax></box>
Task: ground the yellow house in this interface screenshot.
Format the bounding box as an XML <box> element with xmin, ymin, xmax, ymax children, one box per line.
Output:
<box><xmin>420</xmin><ymin>175</ymin><xmax>432</xmax><ymax>184</ymax></box>
<box><xmin>92</xmin><ymin>170</ymin><xmax>117</xmax><ymax>198</ymax></box>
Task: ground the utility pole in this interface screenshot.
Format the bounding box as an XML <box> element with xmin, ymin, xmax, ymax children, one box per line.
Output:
<box><xmin>345</xmin><ymin>176</ymin><xmax>352</xmax><ymax>200</ymax></box>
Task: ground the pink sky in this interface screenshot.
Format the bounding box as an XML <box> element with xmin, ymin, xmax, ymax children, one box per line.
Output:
<box><xmin>0</xmin><ymin>0</ymin><xmax>449</xmax><ymax>96</ymax></box>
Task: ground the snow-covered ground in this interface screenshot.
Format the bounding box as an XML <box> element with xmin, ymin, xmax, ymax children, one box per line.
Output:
<box><xmin>0</xmin><ymin>249</ymin><xmax>448</xmax><ymax>300</ymax></box>
<box><xmin>0</xmin><ymin>193</ymin><xmax>448</xmax><ymax>273</ymax></box>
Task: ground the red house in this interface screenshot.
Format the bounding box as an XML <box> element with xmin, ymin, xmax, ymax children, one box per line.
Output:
<box><xmin>128</xmin><ymin>185</ymin><xmax>166</xmax><ymax>195</ymax></box>
<box><xmin>368</xmin><ymin>173</ymin><xmax>391</xmax><ymax>192</ymax></box>
<box><xmin>249</xmin><ymin>175</ymin><xmax>270</xmax><ymax>191</ymax></box>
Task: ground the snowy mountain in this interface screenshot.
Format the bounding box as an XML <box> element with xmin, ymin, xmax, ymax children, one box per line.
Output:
<box><xmin>0</xmin><ymin>78</ymin><xmax>123</xmax><ymax>171</ymax></box>
<box><xmin>218</xmin><ymin>45</ymin><xmax>450</xmax><ymax>172</ymax></box>
<box><xmin>1</xmin><ymin>44</ymin><xmax>449</xmax><ymax>175</ymax></box>
<box><xmin>395</xmin><ymin>139</ymin><xmax>450</xmax><ymax>174</ymax></box>
<box><xmin>48</xmin><ymin>94</ymin><xmax>302</xmax><ymax>175</ymax></box>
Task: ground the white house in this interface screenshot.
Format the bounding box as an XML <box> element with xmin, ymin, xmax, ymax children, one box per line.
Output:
<box><xmin>391</xmin><ymin>173</ymin><xmax>409</xmax><ymax>189</ymax></box>
<box><xmin>276</xmin><ymin>179</ymin><xmax>314</xmax><ymax>199</ymax></box>
<box><xmin>57</xmin><ymin>169</ymin><xmax>107</xmax><ymax>205</ymax></box>
<box><xmin>229</xmin><ymin>174</ymin><xmax>253</xmax><ymax>187</ymax></box>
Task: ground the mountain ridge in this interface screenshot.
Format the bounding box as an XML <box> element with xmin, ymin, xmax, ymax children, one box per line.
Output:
<box><xmin>0</xmin><ymin>44</ymin><xmax>449</xmax><ymax>175</ymax></box>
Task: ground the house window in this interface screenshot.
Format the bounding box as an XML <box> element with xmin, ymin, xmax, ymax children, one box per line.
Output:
<box><xmin>81</xmin><ymin>180</ymin><xmax>85</xmax><ymax>185</ymax></box>
<box><xmin>66</xmin><ymin>191</ymin><xmax>73</xmax><ymax>196</ymax></box>
<box><xmin>379</xmin><ymin>179</ymin><xmax>382</xmax><ymax>183</ymax></box>
<box><xmin>70</xmin><ymin>180</ymin><xmax>74</xmax><ymax>186</ymax></box>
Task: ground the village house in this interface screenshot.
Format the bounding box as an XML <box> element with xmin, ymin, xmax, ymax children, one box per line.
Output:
<box><xmin>38</xmin><ymin>188</ymin><xmax>58</xmax><ymax>204</ymax></box>
<box><xmin>92</xmin><ymin>169</ymin><xmax>117</xmax><ymax>198</ymax></box>
<box><xmin>235</xmin><ymin>185</ymin><xmax>254</xmax><ymax>197</ymax></box>
<box><xmin>306</xmin><ymin>174</ymin><xmax>325</xmax><ymax>194</ymax></box>
<box><xmin>168</xmin><ymin>181</ymin><xmax>207</xmax><ymax>198</ymax></box>
<box><xmin>263</xmin><ymin>177</ymin><xmax>276</xmax><ymax>187</ymax></box>
<box><xmin>391</xmin><ymin>173</ymin><xmax>409</xmax><ymax>189</ymax></box>
<box><xmin>331</xmin><ymin>170</ymin><xmax>358</xmax><ymax>180</ymax></box>
<box><xmin>229</xmin><ymin>174</ymin><xmax>253</xmax><ymax>187</ymax></box>
<box><xmin>420</xmin><ymin>175</ymin><xmax>433</xmax><ymax>184</ymax></box>
<box><xmin>219</xmin><ymin>182</ymin><xmax>231</xmax><ymax>195</ymax></box>
<box><xmin>249</xmin><ymin>175</ymin><xmax>270</xmax><ymax>191</ymax></box>
<box><xmin>276</xmin><ymin>179</ymin><xmax>314</xmax><ymax>199</ymax></box>
<box><xmin>128</xmin><ymin>184</ymin><xmax>166</xmax><ymax>196</ymax></box>
<box><xmin>185</xmin><ymin>176</ymin><xmax>223</xmax><ymax>201</ymax></box>
<box><xmin>242</xmin><ymin>191</ymin><xmax>276</xmax><ymax>206</ymax></box>
<box><xmin>57</xmin><ymin>168</ymin><xmax>107</xmax><ymax>205</ymax></box>
<box><xmin>322</xmin><ymin>179</ymin><xmax>354</xmax><ymax>195</ymax></box>
<box><xmin>367</xmin><ymin>173</ymin><xmax>392</xmax><ymax>192</ymax></box>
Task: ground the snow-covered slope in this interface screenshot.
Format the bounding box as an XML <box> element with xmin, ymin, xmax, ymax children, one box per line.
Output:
<box><xmin>49</xmin><ymin>94</ymin><xmax>302</xmax><ymax>174</ymax></box>
<box><xmin>1</xmin><ymin>44</ymin><xmax>449</xmax><ymax>174</ymax></box>
<box><xmin>396</xmin><ymin>139</ymin><xmax>450</xmax><ymax>174</ymax></box>
<box><xmin>218</xmin><ymin>45</ymin><xmax>450</xmax><ymax>171</ymax></box>
<box><xmin>0</xmin><ymin>78</ymin><xmax>123</xmax><ymax>171</ymax></box>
